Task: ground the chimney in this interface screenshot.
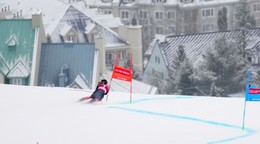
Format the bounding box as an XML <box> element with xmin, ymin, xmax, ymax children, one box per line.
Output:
<box><xmin>20</xmin><ymin>9</ymin><xmax>22</xmax><ymax>17</ymax></box>
<box><xmin>127</xmin><ymin>25</ymin><xmax>143</xmax><ymax>73</ymax></box>
<box><xmin>94</xmin><ymin>33</ymin><xmax>106</xmax><ymax>75</ymax></box>
<box><xmin>58</xmin><ymin>72</ymin><xmax>66</xmax><ymax>87</ymax></box>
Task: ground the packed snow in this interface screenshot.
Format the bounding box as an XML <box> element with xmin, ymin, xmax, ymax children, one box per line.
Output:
<box><xmin>0</xmin><ymin>84</ymin><xmax>260</xmax><ymax>144</ymax></box>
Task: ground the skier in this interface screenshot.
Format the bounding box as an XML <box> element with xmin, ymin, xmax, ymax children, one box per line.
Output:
<box><xmin>79</xmin><ymin>79</ymin><xmax>110</xmax><ymax>103</ymax></box>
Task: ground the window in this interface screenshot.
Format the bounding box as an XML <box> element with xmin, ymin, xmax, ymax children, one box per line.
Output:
<box><xmin>155</xmin><ymin>12</ymin><xmax>164</xmax><ymax>19</ymax></box>
<box><xmin>256</xmin><ymin>19</ymin><xmax>260</xmax><ymax>27</ymax></box>
<box><xmin>67</xmin><ymin>35</ymin><xmax>74</xmax><ymax>42</ymax></box>
<box><xmin>180</xmin><ymin>0</ymin><xmax>194</xmax><ymax>3</ymax></box>
<box><xmin>143</xmin><ymin>26</ymin><xmax>148</xmax><ymax>32</ymax></box>
<box><xmin>117</xmin><ymin>51</ymin><xmax>125</xmax><ymax>60</ymax></box>
<box><xmin>154</xmin><ymin>0</ymin><xmax>166</xmax><ymax>3</ymax></box>
<box><xmin>106</xmin><ymin>53</ymin><xmax>113</xmax><ymax>65</ymax></box>
<box><xmin>156</xmin><ymin>26</ymin><xmax>164</xmax><ymax>34</ymax></box>
<box><xmin>167</xmin><ymin>11</ymin><xmax>175</xmax><ymax>19</ymax></box>
<box><xmin>152</xmin><ymin>69</ymin><xmax>164</xmax><ymax>79</ymax></box>
<box><xmin>103</xmin><ymin>10</ymin><xmax>112</xmax><ymax>14</ymax></box>
<box><xmin>155</xmin><ymin>56</ymin><xmax>160</xmax><ymax>64</ymax></box>
<box><xmin>168</xmin><ymin>26</ymin><xmax>176</xmax><ymax>33</ymax></box>
<box><xmin>202</xmin><ymin>9</ymin><xmax>214</xmax><ymax>17</ymax></box>
<box><xmin>254</xmin><ymin>4</ymin><xmax>260</xmax><ymax>12</ymax></box>
<box><xmin>11</xmin><ymin>78</ymin><xmax>22</xmax><ymax>85</ymax></box>
<box><xmin>203</xmin><ymin>24</ymin><xmax>214</xmax><ymax>32</ymax></box>
<box><xmin>101</xmin><ymin>0</ymin><xmax>112</xmax><ymax>3</ymax></box>
<box><xmin>121</xmin><ymin>11</ymin><xmax>130</xmax><ymax>19</ymax></box>
<box><xmin>122</xmin><ymin>0</ymin><xmax>133</xmax><ymax>3</ymax></box>
<box><xmin>140</xmin><ymin>11</ymin><xmax>148</xmax><ymax>19</ymax></box>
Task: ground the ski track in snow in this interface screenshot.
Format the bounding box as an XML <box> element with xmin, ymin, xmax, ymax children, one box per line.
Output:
<box><xmin>107</xmin><ymin>96</ymin><xmax>257</xmax><ymax>144</ymax></box>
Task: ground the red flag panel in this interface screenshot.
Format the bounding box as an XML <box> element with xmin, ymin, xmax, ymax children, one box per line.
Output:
<box><xmin>112</xmin><ymin>65</ymin><xmax>132</xmax><ymax>82</ymax></box>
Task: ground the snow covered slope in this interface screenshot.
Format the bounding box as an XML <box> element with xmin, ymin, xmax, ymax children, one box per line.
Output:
<box><xmin>0</xmin><ymin>84</ymin><xmax>259</xmax><ymax>144</ymax></box>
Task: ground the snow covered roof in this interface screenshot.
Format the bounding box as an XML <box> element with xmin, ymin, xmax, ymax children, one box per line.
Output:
<box><xmin>1</xmin><ymin>0</ymin><xmax>128</xmax><ymax>45</ymax></box>
<box><xmin>101</xmin><ymin>70</ymin><xmax>158</xmax><ymax>94</ymax></box>
<box><xmin>159</xmin><ymin>28</ymin><xmax>260</xmax><ymax>68</ymax></box>
<box><xmin>68</xmin><ymin>73</ymin><xmax>91</xmax><ymax>89</ymax></box>
<box><xmin>84</xmin><ymin>21</ymin><xmax>96</xmax><ymax>34</ymax></box>
<box><xmin>145</xmin><ymin>34</ymin><xmax>166</xmax><ymax>56</ymax></box>
<box><xmin>0</xmin><ymin>19</ymin><xmax>35</xmax><ymax>77</ymax></box>
<box><xmin>95</xmin><ymin>17</ymin><xmax>122</xmax><ymax>28</ymax></box>
<box><xmin>59</xmin><ymin>23</ymin><xmax>73</xmax><ymax>36</ymax></box>
<box><xmin>7</xmin><ymin>61</ymin><xmax>30</xmax><ymax>78</ymax></box>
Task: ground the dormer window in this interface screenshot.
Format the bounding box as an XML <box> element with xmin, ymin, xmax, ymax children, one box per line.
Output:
<box><xmin>180</xmin><ymin>0</ymin><xmax>194</xmax><ymax>3</ymax></box>
<box><xmin>60</xmin><ymin>23</ymin><xmax>78</xmax><ymax>43</ymax></box>
<box><xmin>101</xmin><ymin>0</ymin><xmax>113</xmax><ymax>3</ymax></box>
<box><xmin>6</xmin><ymin>36</ymin><xmax>17</xmax><ymax>47</ymax></box>
<box><xmin>152</xmin><ymin>0</ymin><xmax>166</xmax><ymax>3</ymax></box>
<box><xmin>67</xmin><ymin>35</ymin><xmax>75</xmax><ymax>42</ymax></box>
<box><xmin>122</xmin><ymin>0</ymin><xmax>133</xmax><ymax>4</ymax></box>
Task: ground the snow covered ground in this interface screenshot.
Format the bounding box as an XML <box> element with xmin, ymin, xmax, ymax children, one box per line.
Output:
<box><xmin>0</xmin><ymin>84</ymin><xmax>260</xmax><ymax>144</ymax></box>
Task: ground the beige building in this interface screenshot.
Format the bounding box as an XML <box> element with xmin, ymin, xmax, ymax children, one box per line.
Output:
<box><xmin>85</xmin><ymin>0</ymin><xmax>260</xmax><ymax>52</ymax></box>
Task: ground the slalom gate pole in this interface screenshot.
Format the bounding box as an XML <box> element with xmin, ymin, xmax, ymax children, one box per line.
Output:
<box><xmin>242</xmin><ymin>69</ymin><xmax>250</xmax><ymax>130</ymax></box>
<box><xmin>106</xmin><ymin>53</ymin><xmax>119</xmax><ymax>102</ymax></box>
<box><xmin>130</xmin><ymin>53</ymin><xmax>133</xmax><ymax>103</ymax></box>
<box><xmin>242</xmin><ymin>100</ymin><xmax>247</xmax><ymax>130</ymax></box>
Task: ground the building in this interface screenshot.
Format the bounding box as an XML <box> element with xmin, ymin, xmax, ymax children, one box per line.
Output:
<box><xmin>143</xmin><ymin>28</ymin><xmax>260</xmax><ymax>83</ymax></box>
<box><xmin>85</xmin><ymin>0</ymin><xmax>260</xmax><ymax>52</ymax></box>
<box><xmin>38</xmin><ymin>43</ymin><xmax>99</xmax><ymax>89</ymax></box>
<box><xmin>0</xmin><ymin>13</ymin><xmax>46</xmax><ymax>85</ymax></box>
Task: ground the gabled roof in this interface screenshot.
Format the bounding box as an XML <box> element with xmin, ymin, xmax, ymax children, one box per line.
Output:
<box><xmin>1</xmin><ymin>0</ymin><xmax>127</xmax><ymax>45</ymax></box>
<box><xmin>159</xmin><ymin>28</ymin><xmax>260</xmax><ymax>68</ymax></box>
<box><xmin>6</xmin><ymin>36</ymin><xmax>17</xmax><ymax>47</ymax></box>
<box><xmin>68</xmin><ymin>73</ymin><xmax>91</xmax><ymax>89</ymax></box>
<box><xmin>0</xmin><ymin>19</ymin><xmax>35</xmax><ymax>76</ymax></box>
<box><xmin>59</xmin><ymin>23</ymin><xmax>73</xmax><ymax>36</ymax></box>
<box><xmin>50</xmin><ymin>5</ymin><xmax>128</xmax><ymax>46</ymax></box>
<box><xmin>38</xmin><ymin>43</ymin><xmax>96</xmax><ymax>88</ymax></box>
<box><xmin>7</xmin><ymin>60</ymin><xmax>30</xmax><ymax>78</ymax></box>
<box><xmin>84</xmin><ymin>21</ymin><xmax>96</xmax><ymax>34</ymax></box>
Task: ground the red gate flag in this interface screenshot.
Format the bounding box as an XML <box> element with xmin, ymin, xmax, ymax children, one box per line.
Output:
<box><xmin>106</xmin><ymin>53</ymin><xmax>133</xmax><ymax>103</ymax></box>
<box><xmin>112</xmin><ymin>65</ymin><xmax>132</xmax><ymax>82</ymax></box>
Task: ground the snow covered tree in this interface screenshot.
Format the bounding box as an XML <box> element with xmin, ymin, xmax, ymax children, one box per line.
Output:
<box><xmin>194</xmin><ymin>36</ymin><xmax>245</xmax><ymax>96</ymax></box>
<box><xmin>124</xmin><ymin>56</ymin><xmax>142</xmax><ymax>81</ymax></box>
<box><xmin>234</xmin><ymin>0</ymin><xmax>256</xmax><ymax>60</ymax></box>
<box><xmin>251</xmin><ymin>69</ymin><xmax>260</xmax><ymax>86</ymax></box>
<box><xmin>175</xmin><ymin>59</ymin><xmax>195</xmax><ymax>95</ymax></box>
<box><xmin>149</xmin><ymin>72</ymin><xmax>167</xmax><ymax>94</ymax></box>
<box><xmin>166</xmin><ymin>45</ymin><xmax>195</xmax><ymax>95</ymax></box>
<box><xmin>218</xmin><ymin>7</ymin><xmax>228</xmax><ymax>32</ymax></box>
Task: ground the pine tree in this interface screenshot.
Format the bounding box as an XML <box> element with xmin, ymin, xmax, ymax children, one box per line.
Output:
<box><xmin>195</xmin><ymin>36</ymin><xmax>245</xmax><ymax>96</ymax></box>
<box><xmin>218</xmin><ymin>7</ymin><xmax>228</xmax><ymax>32</ymax></box>
<box><xmin>235</xmin><ymin>0</ymin><xmax>256</xmax><ymax>60</ymax></box>
<box><xmin>176</xmin><ymin>59</ymin><xmax>194</xmax><ymax>95</ymax></box>
<box><xmin>167</xmin><ymin>45</ymin><xmax>195</xmax><ymax>95</ymax></box>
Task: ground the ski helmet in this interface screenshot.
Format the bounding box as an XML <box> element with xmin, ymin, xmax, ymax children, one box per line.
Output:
<box><xmin>101</xmin><ymin>79</ymin><xmax>108</xmax><ymax>84</ymax></box>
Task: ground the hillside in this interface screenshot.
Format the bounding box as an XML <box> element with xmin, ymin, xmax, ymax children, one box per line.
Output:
<box><xmin>0</xmin><ymin>84</ymin><xmax>259</xmax><ymax>144</ymax></box>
